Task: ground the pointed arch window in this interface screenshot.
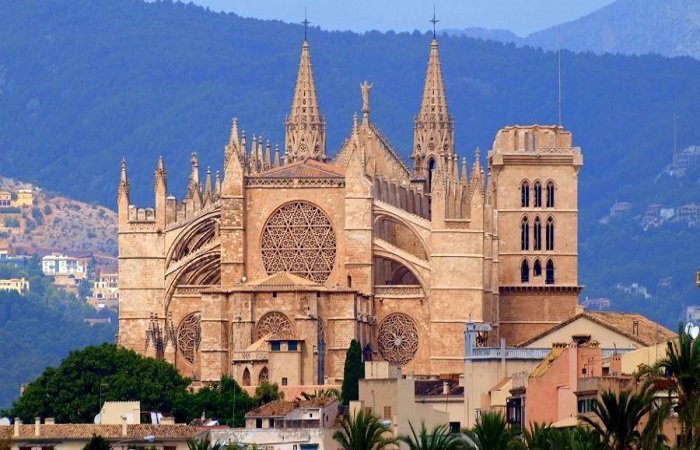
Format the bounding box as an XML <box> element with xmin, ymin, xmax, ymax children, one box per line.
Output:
<box><xmin>521</xmin><ymin>217</ymin><xmax>530</xmax><ymax>251</ymax></box>
<box><xmin>546</xmin><ymin>217</ymin><xmax>554</xmax><ymax>250</ymax></box>
<box><xmin>427</xmin><ymin>158</ymin><xmax>436</xmax><ymax>193</ymax></box>
<box><xmin>546</xmin><ymin>181</ymin><xmax>555</xmax><ymax>208</ymax></box>
<box><xmin>546</xmin><ymin>259</ymin><xmax>555</xmax><ymax>285</ymax></box>
<box><xmin>242</xmin><ymin>368</ymin><xmax>251</xmax><ymax>386</ymax></box>
<box><xmin>258</xmin><ymin>367</ymin><xmax>269</xmax><ymax>384</ymax></box>
<box><xmin>521</xmin><ymin>181</ymin><xmax>530</xmax><ymax>207</ymax></box>
<box><xmin>533</xmin><ymin>216</ymin><xmax>542</xmax><ymax>251</ymax></box>
<box><xmin>533</xmin><ymin>259</ymin><xmax>542</xmax><ymax>277</ymax></box>
<box><xmin>521</xmin><ymin>260</ymin><xmax>530</xmax><ymax>283</ymax></box>
<box><xmin>534</xmin><ymin>181</ymin><xmax>542</xmax><ymax>207</ymax></box>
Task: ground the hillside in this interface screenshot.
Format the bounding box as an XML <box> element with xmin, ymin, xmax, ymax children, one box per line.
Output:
<box><xmin>526</xmin><ymin>0</ymin><xmax>700</xmax><ymax>59</ymax></box>
<box><xmin>0</xmin><ymin>0</ymin><xmax>698</xmax><ymax>327</ymax></box>
<box><xmin>0</xmin><ymin>259</ymin><xmax>116</xmax><ymax>410</ymax></box>
<box><xmin>450</xmin><ymin>0</ymin><xmax>700</xmax><ymax>60</ymax></box>
<box><xmin>0</xmin><ymin>177</ymin><xmax>117</xmax><ymax>256</ymax></box>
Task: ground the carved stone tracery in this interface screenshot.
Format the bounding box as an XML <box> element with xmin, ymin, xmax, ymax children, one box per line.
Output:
<box><xmin>377</xmin><ymin>313</ymin><xmax>419</xmax><ymax>366</ymax></box>
<box><xmin>177</xmin><ymin>312</ymin><xmax>201</xmax><ymax>364</ymax></box>
<box><xmin>256</xmin><ymin>311</ymin><xmax>293</xmax><ymax>340</ymax></box>
<box><xmin>261</xmin><ymin>202</ymin><xmax>336</xmax><ymax>283</ymax></box>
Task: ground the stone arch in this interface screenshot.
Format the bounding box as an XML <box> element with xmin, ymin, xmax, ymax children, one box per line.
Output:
<box><xmin>242</xmin><ymin>368</ymin><xmax>251</xmax><ymax>386</ymax></box>
<box><xmin>374</xmin><ymin>254</ymin><xmax>422</xmax><ymax>288</ymax></box>
<box><xmin>372</xmin><ymin>246</ymin><xmax>429</xmax><ymax>293</ymax></box>
<box><xmin>258</xmin><ymin>367</ymin><xmax>269</xmax><ymax>384</ymax></box>
<box><xmin>373</xmin><ymin>215</ymin><xmax>428</xmax><ymax>260</ymax></box>
<box><xmin>176</xmin><ymin>311</ymin><xmax>201</xmax><ymax>366</ymax></box>
<box><xmin>164</xmin><ymin>249</ymin><xmax>221</xmax><ymax>311</ymax></box>
<box><xmin>165</xmin><ymin>209</ymin><xmax>221</xmax><ymax>268</ymax></box>
<box><xmin>256</xmin><ymin>311</ymin><xmax>294</xmax><ymax>340</ymax></box>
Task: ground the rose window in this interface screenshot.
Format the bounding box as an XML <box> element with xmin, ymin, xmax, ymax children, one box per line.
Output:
<box><xmin>256</xmin><ymin>311</ymin><xmax>294</xmax><ymax>340</ymax></box>
<box><xmin>261</xmin><ymin>202</ymin><xmax>336</xmax><ymax>283</ymax></box>
<box><xmin>377</xmin><ymin>313</ymin><xmax>419</xmax><ymax>366</ymax></box>
<box><xmin>177</xmin><ymin>312</ymin><xmax>201</xmax><ymax>364</ymax></box>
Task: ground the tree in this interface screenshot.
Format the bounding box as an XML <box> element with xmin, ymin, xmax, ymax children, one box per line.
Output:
<box><xmin>333</xmin><ymin>409</ymin><xmax>395</xmax><ymax>450</ymax></box>
<box><xmin>186</xmin><ymin>432</ymin><xmax>221</xmax><ymax>450</ymax></box>
<box><xmin>173</xmin><ymin>377</ymin><xmax>254</xmax><ymax>427</ymax></box>
<box><xmin>5</xmin><ymin>343</ymin><xmax>190</xmax><ymax>423</ymax></box>
<box><xmin>522</xmin><ymin>422</ymin><xmax>554</xmax><ymax>450</ymax></box>
<box><xmin>464</xmin><ymin>411</ymin><xmax>519</xmax><ymax>450</ymax></box>
<box><xmin>83</xmin><ymin>435</ymin><xmax>111</xmax><ymax>450</ymax></box>
<box><xmin>399</xmin><ymin>422</ymin><xmax>466</xmax><ymax>450</ymax></box>
<box><xmin>638</xmin><ymin>326</ymin><xmax>700</xmax><ymax>448</ymax></box>
<box><xmin>341</xmin><ymin>339</ymin><xmax>364</xmax><ymax>405</ymax></box>
<box><xmin>579</xmin><ymin>389</ymin><xmax>666</xmax><ymax>450</ymax></box>
<box><xmin>254</xmin><ymin>381</ymin><xmax>284</xmax><ymax>406</ymax></box>
<box><xmin>299</xmin><ymin>388</ymin><xmax>340</xmax><ymax>401</ymax></box>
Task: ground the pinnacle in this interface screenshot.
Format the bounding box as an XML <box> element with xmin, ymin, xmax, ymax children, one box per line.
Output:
<box><xmin>419</xmin><ymin>38</ymin><xmax>449</xmax><ymax>120</ymax></box>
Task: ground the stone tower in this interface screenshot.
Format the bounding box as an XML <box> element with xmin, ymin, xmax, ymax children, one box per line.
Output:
<box><xmin>411</xmin><ymin>38</ymin><xmax>455</xmax><ymax>190</ymax></box>
<box><xmin>285</xmin><ymin>40</ymin><xmax>326</xmax><ymax>163</ymax></box>
<box><xmin>487</xmin><ymin>126</ymin><xmax>583</xmax><ymax>344</ymax></box>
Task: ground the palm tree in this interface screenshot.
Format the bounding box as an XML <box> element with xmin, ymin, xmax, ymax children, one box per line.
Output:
<box><xmin>333</xmin><ymin>409</ymin><xmax>396</xmax><ymax>450</ymax></box>
<box><xmin>399</xmin><ymin>422</ymin><xmax>466</xmax><ymax>450</ymax></box>
<box><xmin>186</xmin><ymin>432</ymin><xmax>222</xmax><ymax>450</ymax></box>
<box><xmin>638</xmin><ymin>326</ymin><xmax>700</xmax><ymax>448</ymax></box>
<box><xmin>579</xmin><ymin>389</ymin><xmax>664</xmax><ymax>450</ymax></box>
<box><xmin>464</xmin><ymin>411</ymin><xmax>520</xmax><ymax>450</ymax></box>
<box><xmin>299</xmin><ymin>388</ymin><xmax>341</xmax><ymax>401</ymax></box>
<box><xmin>545</xmin><ymin>426</ymin><xmax>604</xmax><ymax>450</ymax></box>
<box><xmin>522</xmin><ymin>422</ymin><xmax>554</xmax><ymax>450</ymax></box>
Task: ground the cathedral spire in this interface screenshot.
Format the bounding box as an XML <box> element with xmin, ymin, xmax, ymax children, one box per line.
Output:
<box><xmin>411</xmin><ymin>35</ymin><xmax>455</xmax><ymax>189</ymax></box>
<box><xmin>285</xmin><ymin>38</ymin><xmax>326</xmax><ymax>163</ymax></box>
<box><xmin>118</xmin><ymin>158</ymin><xmax>130</xmax><ymax>225</ymax></box>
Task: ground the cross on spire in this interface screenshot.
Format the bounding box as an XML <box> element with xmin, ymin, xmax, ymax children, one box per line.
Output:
<box><xmin>302</xmin><ymin>8</ymin><xmax>310</xmax><ymax>41</ymax></box>
<box><xmin>430</xmin><ymin>5</ymin><xmax>439</xmax><ymax>39</ymax></box>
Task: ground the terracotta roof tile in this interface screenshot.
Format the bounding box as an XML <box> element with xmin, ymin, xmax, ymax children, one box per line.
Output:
<box><xmin>245</xmin><ymin>397</ymin><xmax>336</xmax><ymax>418</ymax></box>
<box><xmin>0</xmin><ymin>424</ymin><xmax>204</xmax><ymax>441</ymax></box>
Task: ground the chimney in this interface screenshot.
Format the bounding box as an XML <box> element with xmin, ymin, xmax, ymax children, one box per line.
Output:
<box><xmin>610</xmin><ymin>354</ymin><xmax>622</xmax><ymax>376</ymax></box>
<box><xmin>45</xmin><ymin>418</ymin><xmax>55</xmax><ymax>425</ymax></box>
<box><xmin>632</xmin><ymin>320</ymin><xmax>639</xmax><ymax>337</ymax></box>
<box><xmin>121</xmin><ymin>415</ymin><xmax>128</xmax><ymax>437</ymax></box>
<box><xmin>34</xmin><ymin>417</ymin><xmax>40</xmax><ymax>437</ymax></box>
<box><xmin>13</xmin><ymin>418</ymin><xmax>21</xmax><ymax>438</ymax></box>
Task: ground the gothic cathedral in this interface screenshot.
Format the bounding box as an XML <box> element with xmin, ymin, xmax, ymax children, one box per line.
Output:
<box><xmin>117</xmin><ymin>36</ymin><xmax>583</xmax><ymax>387</ymax></box>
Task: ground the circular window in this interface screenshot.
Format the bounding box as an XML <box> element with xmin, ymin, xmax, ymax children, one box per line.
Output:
<box><xmin>261</xmin><ymin>202</ymin><xmax>336</xmax><ymax>283</ymax></box>
<box><xmin>377</xmin><ymin>313</ymin><xmax>419</xmax><ymax>366</ymax></box>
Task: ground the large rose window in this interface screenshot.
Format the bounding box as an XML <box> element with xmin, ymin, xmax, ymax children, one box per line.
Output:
<box><xmin>261</xmin><ymin>202</ymin><xmax>336</xmax><ymax>283</ymax></box>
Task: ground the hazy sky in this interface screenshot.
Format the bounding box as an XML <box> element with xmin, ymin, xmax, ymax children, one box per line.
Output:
<box><xmin>189</xmin><ymin>0</ymin><xmax>615</xmax><ymax>36</ymax></box>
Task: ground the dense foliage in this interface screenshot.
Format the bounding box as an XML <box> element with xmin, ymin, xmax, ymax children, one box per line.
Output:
<box><xmin>341</xmin><ymin>339</ymin><xmax>364</xmax><ymax>405</ymax></box>
<box><xmin>0</xmin><ymin>0</ymin><xmax>697</xmax><ymax>326</ymax></box>
<box><xmin>0</xmin><ymin>259</ymin><xmax>116</xmax><ymax>411</ymax></box>
<box><xmin>3</xmin><ymin>342</ymin><xmax>256</xmax><ymax>426</ymax></box>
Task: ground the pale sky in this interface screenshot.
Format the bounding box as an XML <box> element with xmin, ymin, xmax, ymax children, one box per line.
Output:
<box><xmin>189</xmin><ymin>0</ymin><xmax>616</xmax><ymax>36</ymax></box>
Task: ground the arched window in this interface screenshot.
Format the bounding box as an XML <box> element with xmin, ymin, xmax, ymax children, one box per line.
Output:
<box><xmin>258</xmin><ymin>367</ymin><xmax>269</xmax><ymax>384</ymax></box>
<box><xmin>546</xmin><ymin>181</ymin><xmax>555</xmax><ymax>208</ymax></box>
<box><xmin>533</xmin><ymin>259</ymin><xmax>542</xmax><ymax>277</ymax></box>
<box><xmin>242</xmin><ymin>368</ymin><xmax>251</xmax><ymax>386</ymax></box>
<box><xmin>521</xmin><ymin>217</ymin><xmax>529</xmax><ymax>250</ymax></box>
<box><xmin>521</xmin><ymin>260</ymin><xmax>530</xmax><ymax>283</ymax></box>
<box><xmin>533</xmin><ymin>181</ymin><xmax>542</xmax><ymax>207</ymax></box>
<box><xmin>347</xmin><ymin>275</ymin><xmax>352</xmax><ymax>288</ymax></box>
<box><xmin>521</xmin><ymin>181</ymin><xmax>530</xmax><ymax>207</ymax></box>
<box><xmin>546</xmin><ymin>259</ymin><xmax>555</xmax><ymax>285</ymax></box>
<box><xmin>533</xmin><ymin>216</ymin><xmax>542</xmax><ymax>251</ymax></box>
<box><xmin>546</xmin><ymin>217</ymin><xmax>554</xmax><ymax>250</ymax></box>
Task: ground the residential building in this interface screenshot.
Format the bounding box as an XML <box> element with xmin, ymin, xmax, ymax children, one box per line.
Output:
<box><xmin>13</xmin><ymin>189</ymin><xmax>33</xmax><ymax>207</ymax></box>
<box><xmin>0</xmin><ymin>191</ymin><xmax>10</xmax><ymax>207</ymax></box>
<box><xmin>0</xmin><ymin>277</ymin><xmax>29</xmax><ymax>294</ymax></box>
<box><xmin>42</xmin><ymin>253</ymin><xmax>87</xmax><ymax>278</ymax></box>
<box><xmin>89</xmin><ymin>272</ymin><xmax>119</xmax><ymax>310</ymax></box>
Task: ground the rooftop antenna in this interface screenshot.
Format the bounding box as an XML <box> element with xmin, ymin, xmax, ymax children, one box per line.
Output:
<box><xmin>557</xmin><ymin>47</ymin><xmax>563</xmax><ymax>127</ymax></box>
<box><xmin>430</xmin><ymin>5</ymin><xmax>439</xmax><ymax>40</ymax></box>
<box><xmin>302</xmin><ymin>8</ymin><xmax>310</xmax><ymax>41</ymax></box>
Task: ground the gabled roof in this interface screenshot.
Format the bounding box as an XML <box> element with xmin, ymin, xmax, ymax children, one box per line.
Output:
<box><xmin>529</xmin><ymin>345</ymin><xmax>567</xmax><ymax>378</ymax></box>
<box><xmin>517</xmin><ymin>311</ymin><xmax>676</xmax><ymax>348</ymax></box>
<box><xmin>245</xmin><ymin>398</ymin><xmax>337</xmax><ymax>418</ymax></box>
<box><xmin>245</xmin><ymin>272</ymin><xmax>323</xmax><ymax>288</ymax></box>
<box><xmin>251</xmin><ymin>159</ymin><xmax>344</xmax><ymax>179</ymax></box>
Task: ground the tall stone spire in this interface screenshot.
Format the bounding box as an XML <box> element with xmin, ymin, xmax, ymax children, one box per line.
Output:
<box><xmin>285</xmin><ymin>39</ymin><xmax>326</xmax><ymax>163</ymax></box>
<box><xmin>411</xmin><ymin>37</ymin><xmax>455</xmax><ymax>190</ymax></box>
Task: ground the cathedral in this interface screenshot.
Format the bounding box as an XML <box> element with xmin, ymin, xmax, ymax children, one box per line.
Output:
<box><xmin>117</xmin><ymin>35</ymin><xmax>583</xmax><ymax>388</ymax></box>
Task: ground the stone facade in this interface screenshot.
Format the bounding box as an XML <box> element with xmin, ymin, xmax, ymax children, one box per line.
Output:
<box><xmin>117</xmin><ymin>37</ymin><xmax>583</xmax><ymax>386</ymax></box>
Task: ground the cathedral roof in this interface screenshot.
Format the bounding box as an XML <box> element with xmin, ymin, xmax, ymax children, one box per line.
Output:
<box><xmin>251</xmin><ymin>159</ymin><xmax>344</xmax><ymax>179</ymax></box>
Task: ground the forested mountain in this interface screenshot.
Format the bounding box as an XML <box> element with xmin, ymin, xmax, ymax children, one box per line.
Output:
<box><xmin>526</xmin><ymin>0</ymin><xmax>700</xmax><ymax>59</ymax></box>
<box><xmin>453</xmin><ymin>0</ymin><xmax>700</xmax><ymax>60</ymax></box>
<box><xmin>0</xmin><ymin>0</ymin><xmax>698</xmax><ymax>327</ymax></box>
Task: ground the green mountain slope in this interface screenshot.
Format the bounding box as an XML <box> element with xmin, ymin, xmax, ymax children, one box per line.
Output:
<box><xmin>0</xmin><ymin>0</ymin><xmax>698</xmax><ymax>327</ymax></box>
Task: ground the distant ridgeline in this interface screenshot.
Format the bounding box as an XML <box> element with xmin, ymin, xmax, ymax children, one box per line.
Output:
<box><xmin>0</xmin><ymin>0</ymin><xmax>698</xmax><ymax>326</ymax></box>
